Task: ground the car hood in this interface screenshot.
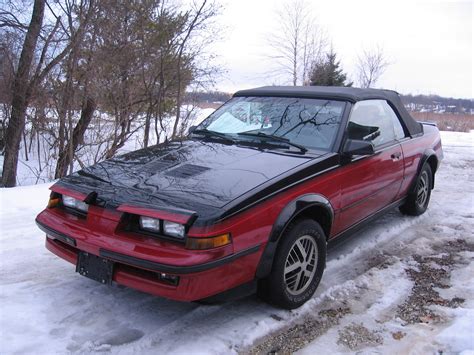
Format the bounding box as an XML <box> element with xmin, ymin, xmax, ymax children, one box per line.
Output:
<box><xmin>57</xmin><ymin>139</ymin><xmax>323</xmax><ymax>219</ymax></box>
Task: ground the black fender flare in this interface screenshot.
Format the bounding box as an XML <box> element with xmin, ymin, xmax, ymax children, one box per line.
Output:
<box><xmin>410</xmin><ymin>149</ymin><xmax>438</xmax><ymax>193</ymax></box>
<box><xmin>255</xmin><ymin>193</ymin><xmax>333</xmax><ymax>279</ymax></box>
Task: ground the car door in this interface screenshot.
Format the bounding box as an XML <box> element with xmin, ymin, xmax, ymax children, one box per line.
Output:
<box><xmin>335</xmin><ymin>99</ymin><xmax>406</xmax><ymax>234</ymax></box>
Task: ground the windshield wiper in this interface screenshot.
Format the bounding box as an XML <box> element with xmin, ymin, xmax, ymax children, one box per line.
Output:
<box><xmin>237</xmin><ymin>131</ymin><xmax>307</xmax><ymax>153</ymax></box>
<box><xmin>191</xmin><ymin>129</ymin><xmax>235</xmax><ymax>144</ymax></box>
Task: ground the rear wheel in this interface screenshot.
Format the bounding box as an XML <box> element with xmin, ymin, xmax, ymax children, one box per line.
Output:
<box><xmin>258</xmin><ymin>219</ymin><xmax>326</xmax><ymax>309</ymax></box>
<box><xmin>400</xmin><ymin>163</ymin><xmax>433</xmax><ymax>216</ymax></box>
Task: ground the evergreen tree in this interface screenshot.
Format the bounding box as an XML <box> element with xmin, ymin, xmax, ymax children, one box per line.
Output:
<box><xmin>309</xmin><ymin>50</ymin><xmax>353</xmax><ymax>87</ymax></box>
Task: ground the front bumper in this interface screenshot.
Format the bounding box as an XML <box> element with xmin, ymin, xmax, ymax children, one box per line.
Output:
<box><xmin>36</xmin><ymin>214</ymin><xmax>262</xmax><ymax>301</ymax></box>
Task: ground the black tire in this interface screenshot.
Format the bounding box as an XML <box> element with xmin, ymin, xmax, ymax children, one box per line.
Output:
<box><xmin>258</xmin><ymin>219</ymin><xmax>326</xmax><ymax>309</ymax></box>
<box><xmin>399</xmin><ymin>163</ymin><xmax>433</xmax><ymax>216</ymax></box>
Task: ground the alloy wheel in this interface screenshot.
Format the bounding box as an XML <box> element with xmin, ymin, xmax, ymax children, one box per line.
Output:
<box><xmin>284</xmin><ymin>235</ymin><xmax>318</xmax><ymax>296</ymax></box>
<box><xmin>417</xmin><ymin>170</ymin><xmax>429</xmax><ymax>207</ymax></box>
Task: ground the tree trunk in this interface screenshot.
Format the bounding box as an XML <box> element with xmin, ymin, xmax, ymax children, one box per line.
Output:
<box><xmin>54</xmin><ymin>97</ymin><xmax>96</xmax><ymax>178</ymax></box>
<box><xmin>144</xmin><ymin>106</ymin><xmax>152</xmax><ymax>148</ymax></box>
<box><xmin>23</xmin><ymin>130</ymin><xmax>28</xmax><ymax>161</ymax></box>
<box><xmin>56</xmin><ymin>54</ymin><xmax>76</xmax><ymax>163</ymax></box>
<box><xmin>1</xmin><ymin>0</ymin><xmax>45</xmax><ymax>187</ymax></box>
<box><xmin>172</xmin><ymin>78</ymin><xmax>182</xmax><ymax>139</ymax></box>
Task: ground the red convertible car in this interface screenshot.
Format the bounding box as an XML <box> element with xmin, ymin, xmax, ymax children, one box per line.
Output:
<box><xmin>36</xmin><ymin>86</ymin><xmax>443</xmax><ymax>309</ymax></box>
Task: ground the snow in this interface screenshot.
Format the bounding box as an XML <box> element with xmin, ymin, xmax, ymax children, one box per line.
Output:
<box><xmin>1</xmin><ymin>130</ymin><xmax>473</xmax><ymax>354</ymax></box>
<box><xmin>436</xmin><ymin>260</ymin><xmax>474</xmax><ymax>353</ymax></box>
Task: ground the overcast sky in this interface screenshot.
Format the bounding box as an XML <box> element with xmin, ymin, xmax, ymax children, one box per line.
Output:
<box><xmin>210</xmin><ymin>0</ymin><xmax>472</xmax><ymax>98</ymax></box>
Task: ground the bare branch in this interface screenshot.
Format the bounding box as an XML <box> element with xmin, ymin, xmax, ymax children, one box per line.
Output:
<box><xmin>0</xmin><ymin>10</ymin><xmax>29</xmax><ymax>30</ymax></box>
<box><xmin>265</xmin><ymin>0</ymin><xmax>327</xmax><ymax>86</ymax></box>
<box><xmin>356</xmin><ymin>45</ymin><xmax>392</xmax><ymax>88</ymax></box>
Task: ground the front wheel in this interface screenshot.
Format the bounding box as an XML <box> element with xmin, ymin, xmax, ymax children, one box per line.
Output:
<box><xmin>258</xmin><ymin>219</ymin><xmax>326</xmax><ymax>309</ymax></box>
<box><xmin>400</xmin><ymin>163</ymin><xmax>433</xmax><ymax>216</ymax></box>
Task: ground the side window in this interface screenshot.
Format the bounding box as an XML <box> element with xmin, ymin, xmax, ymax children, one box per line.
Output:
<box><xmin>347</xmin><ymin>100</ymin><xmax>405</xmax><ymax>147</ymax></box>
<box><xmin>382</xmin><ymin>102</ymin><xmax>405</xmax><ymax>140</ymax></box>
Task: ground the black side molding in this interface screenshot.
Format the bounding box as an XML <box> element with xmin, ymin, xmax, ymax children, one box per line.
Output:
<box><xmin>36</xmin><ymin>219</ymin><xmax>77</xmax><ymax>246</ymax></box>
<box><xmin>327</xmin><ymin>196</ymin><xmax>407</xmax><ymax>250</ymax></box>
<box><xmin>100</xmin><ymin>244</ymin><xmax>261</xmax><ymax>275</ymax></box>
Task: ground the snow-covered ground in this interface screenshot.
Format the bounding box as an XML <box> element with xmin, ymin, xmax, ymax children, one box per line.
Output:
<box><xmin>0</xmin><ymin>131</ymin><xmax>473</xmax><ymax>354</ymax></box>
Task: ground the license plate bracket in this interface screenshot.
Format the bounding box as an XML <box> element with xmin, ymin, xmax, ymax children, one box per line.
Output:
<box><xmin>76</xmin><ymin>252</ymin><xmax>114</xmax><ymax>285</ymax></box>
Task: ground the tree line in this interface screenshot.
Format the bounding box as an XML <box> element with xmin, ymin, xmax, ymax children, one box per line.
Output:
<box><xmin>1</xmin><ymin>0</ymin><xmax>220</xmax><ymax>187</ymax></box>
<box><xmin>401</xmin><ymin>94</ymin><xmax>473</xmax><ymax>113</ymax></box>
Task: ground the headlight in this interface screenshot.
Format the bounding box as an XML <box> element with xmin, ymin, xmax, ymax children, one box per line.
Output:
<box><xmin>163</xmin><ymin>221</ymin><xmax>185</xmax><ymax>239</ymax></box>
<box><xmin>139</xmin><ymin>216</ymin><xmax>161</xmax><ymax>233</ymax></box>
<box><xmin>62</xmin><ymin>195</ymin><xmax>88</xmax><ymax>212</ymax></box>
<box><xmin>137</xmin><ymin>216</ymin><xmax>186</xmax><ymax>239</ymax></box>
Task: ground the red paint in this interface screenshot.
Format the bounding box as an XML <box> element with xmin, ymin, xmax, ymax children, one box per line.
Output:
<box><xmin>37</xmin><ymin>207</ymin><xmax>234</xmax><ymax>267</ymax></box>
<box><xmin>335</xmin><ymin>144</ymin><xmax>404</xmax><ymax>234</ymax></box>
<box><xmin>51</xmin><ymin>185</ymin><xmax>87</xmax><ymax>201</ymax></box>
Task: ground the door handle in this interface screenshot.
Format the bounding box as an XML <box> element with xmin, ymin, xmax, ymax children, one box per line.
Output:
<box><xmin>391</xmin><ymin>152</ymin><xmax>401</xmax><ymax>161</ymax></box>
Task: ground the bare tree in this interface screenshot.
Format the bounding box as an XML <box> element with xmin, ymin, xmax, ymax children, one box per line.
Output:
<box><xmin>1</xmin><ymin>0</ymin><xmax>222</xmax><ymax>185</ymax></box>
<box><xmin>55</xmin><ymin>97</ymin><xmax>96</xmax><ymax>177</ymax></box>
<box><xmin>1</xmin><ymin>0</ymin><xmax>45</xmax><ymax>187</ymax></box>
<box><xmin>356</xmin><ymin>46</ymin><xmax>391</xmax><ymax>88</ymax></box>
<box><xmin>0</xmin><ymin>30</ymin><xmax>20</xmax><ymax>153</ymax></box>
<box><xmin>53</xmin><ymin>0</ymin><xmax>97</xmax><ymax>178</ymax></box>
<box><xmin>266</xmin><ymin>0</ymin><xmax>327</xmax><ymax>86</ymax></box>
<box><xmin>1</xmin><ymin>0</ymin><xmax>95</xmax><ymax>186</ymax></box>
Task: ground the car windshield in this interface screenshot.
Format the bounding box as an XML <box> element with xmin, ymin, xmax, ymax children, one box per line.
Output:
<box><xmin>196</xmin><ymin>96</ymin><xmax>346</xmax><ymax>151</ymax></box>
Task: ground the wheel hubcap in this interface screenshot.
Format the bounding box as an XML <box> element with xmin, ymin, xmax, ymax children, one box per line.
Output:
<box><xmin>284</xmin><ymin>235</ymin><xmax>318</xmax><ymax>296</ymax></box>
<box><xmin>416</xmin><ymin>171</ymin><xmax>429</xmax><ymax>207</ymax></box>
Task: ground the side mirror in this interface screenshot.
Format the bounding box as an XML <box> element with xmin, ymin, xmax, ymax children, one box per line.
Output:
<box><xmin>188</xmin><ymin>125</ymin><xmax>197</xmax><ymax>135</ymax></box>
<box><xmin>342</xmin><ymin>139</ymin><xmax>375</xmax><ymax>156</ymax></box>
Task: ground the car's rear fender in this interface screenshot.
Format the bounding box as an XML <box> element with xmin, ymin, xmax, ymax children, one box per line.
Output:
<box><xmin>410</xmin><ymin>149</ymin><xmax>439</xmax><ymax>193</ymax></box>
<box><xmin>255</xmin><ymin>193</ymin><xmax>333</xmax><ymax>279</ymax></box>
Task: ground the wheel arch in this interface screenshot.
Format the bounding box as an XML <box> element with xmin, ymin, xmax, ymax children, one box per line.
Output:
<box><xmin>413</xmin><ymin>150</ymin><xmax>438</xmax><ymax>192</ymax></box>
<box><xmin>425</xmin><ymin>155</ymin><xmax>438</xmax><ymax>189</ymax></box>
<box><xmin>255</xmin><ymin>193</ymin><xmax>333</xmax><ymax>279</ymax></box>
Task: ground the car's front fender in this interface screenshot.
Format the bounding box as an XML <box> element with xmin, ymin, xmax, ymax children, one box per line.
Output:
<box><xmin>255</xmin><ymin>193</ymin><xmax>333</xmax><ymax>278</ymax></box>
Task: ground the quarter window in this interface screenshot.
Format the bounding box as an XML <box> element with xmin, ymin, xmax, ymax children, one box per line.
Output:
<box><xmin>347</xmin><ymin>100</ymin><xmax>405</xmax><ymax>147</ymax></box>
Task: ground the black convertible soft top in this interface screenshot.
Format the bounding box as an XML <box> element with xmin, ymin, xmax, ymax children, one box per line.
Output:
<box><xmin>233</xmin><ymin>86</ymin><xmax>423</xmax><ymax>136</ymax></box>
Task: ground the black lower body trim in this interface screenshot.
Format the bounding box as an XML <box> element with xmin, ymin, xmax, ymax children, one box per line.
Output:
<box><xmin>328</xmin><ymin>197</ymin><xmax>407</xmax><ymax>250</ymax></box>
<box><xmin>100</xmin><ymin>245</ymin><xmax>261</xmax><ymax>274</ymax></box>
<box><xmin>36</xmin><ymin>219</ymin><xmax>77</xmax><ymax>246</ymax></box>
<box><xmin>195</xmin><ymin>280</ymin><xmax>257</xmax><ymax>304</ymax></box>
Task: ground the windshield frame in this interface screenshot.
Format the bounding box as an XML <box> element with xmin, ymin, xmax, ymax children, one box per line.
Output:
<box><xmin>194</xmin><ymin>96</ymin><xmax>350</xmax><ymax>153</ymax></box>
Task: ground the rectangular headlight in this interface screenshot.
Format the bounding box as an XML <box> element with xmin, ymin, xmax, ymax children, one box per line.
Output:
<box><xmin>62</xmin><ymin>195</ymin><xmax>76</xmax><ymax>208</ymax></box>
<box><xmin>139</xmin><ymin>216</ymin><xmax>161</xmax><ymax>233</ymax></box>
<box><xmin>62</xmin><ymin>195</ymin><xmax>88</xmax><ymax>212</ymax></box>
<box><xmin>163</xmin><ymin>221</ymin><xmax>185</xmax><ymax>238</ymax></box>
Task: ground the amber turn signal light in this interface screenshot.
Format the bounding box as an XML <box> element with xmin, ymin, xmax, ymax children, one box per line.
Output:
<box><xmin>47</xmin><ymin>197</ymin><xmax>61</xmax><ymax>208</ymax></box>
<box><xmin>185</xmin><ymin>233</ymin><xmax>231</xmax><ymax>250</ymax></box>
